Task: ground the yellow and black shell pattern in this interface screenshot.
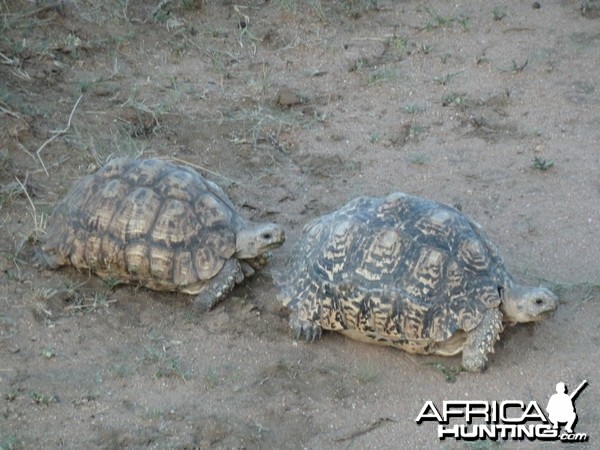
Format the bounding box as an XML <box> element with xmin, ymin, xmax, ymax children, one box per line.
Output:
<box><xmin>276</xmin><ymin>192</ymin><xmax>514</xmax><ymax>350</ymax></box>
<box><xmin>41</xmin><ymin>158</ymin><xmax>246</xmax><ymax>294</ymax></box>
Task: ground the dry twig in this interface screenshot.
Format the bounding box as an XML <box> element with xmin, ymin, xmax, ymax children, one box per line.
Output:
<box><xmin>168</xmin><ymin>156</ymin><xmax>236</xmax><ymax>184</ymax></box>
<box><xmin>36</xmin><ymin>95</ymin><xmax>83</xmax><ymax>175</ymax></box>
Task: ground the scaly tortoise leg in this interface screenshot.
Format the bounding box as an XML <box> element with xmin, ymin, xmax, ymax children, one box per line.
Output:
<box><xmin>193</xmin><ymin>259</ymin><xmax>243</xmax><ymax>312</ymax></box>
<box><xmin>461</xmin><ymin>308</ymin><xmax>503</xmax><ymax>372</ymax></box>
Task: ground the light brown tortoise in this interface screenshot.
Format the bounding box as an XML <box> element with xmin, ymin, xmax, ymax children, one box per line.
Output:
<box><xmin>38</xmin><ymin>158</ymin><xmax>285</xmax><ymax>311</ymax></box>
<box><xmin>276</xmin><ymin>192</ymin><xmax>557</xmax><ymax>371</ymax></box>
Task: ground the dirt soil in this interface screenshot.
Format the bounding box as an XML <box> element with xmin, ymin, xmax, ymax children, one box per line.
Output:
<box><xmin>1</xmin><ymin>1</ymin><xmax>599</xmax><ymax>448</ymax></box>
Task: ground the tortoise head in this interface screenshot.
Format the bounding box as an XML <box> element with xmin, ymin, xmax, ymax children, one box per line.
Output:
<box><xmin>235</xmin><ymin>222</ymin><xmax>285</xmax><ymax>260</ymax></box>
<box><xmin>499</xmin><ymin>285</ymin><xmax>558</xmax><ymax>323</ymax></box>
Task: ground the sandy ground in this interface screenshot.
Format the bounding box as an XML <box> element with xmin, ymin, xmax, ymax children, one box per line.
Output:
<box><xmin>1</xmin><ymin>1</ymin><xmax>599</xmax><ymax>448</ymax></box>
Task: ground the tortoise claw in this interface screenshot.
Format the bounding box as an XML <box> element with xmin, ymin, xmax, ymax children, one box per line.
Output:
<box><xmin>309</xmin><ymin>325</ymin><xmax>322</xmax><ymax>341</ymax></box>
<box><xmin>290</xmin><ymin>312</ymin><xmax>322</xmax><ymax>342</ymax></box>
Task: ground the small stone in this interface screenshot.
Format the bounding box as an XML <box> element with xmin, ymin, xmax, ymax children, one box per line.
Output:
<box><xmin>276</xmin><ymin>87</ymin><xmax>302</xmax><ymax>107</ymax></box>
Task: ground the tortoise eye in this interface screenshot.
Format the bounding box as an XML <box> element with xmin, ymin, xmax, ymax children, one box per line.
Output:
<box><xmin>262</xmin><ymin>232</ymin><xmax>272</xmax><ymax>240</ymax></box>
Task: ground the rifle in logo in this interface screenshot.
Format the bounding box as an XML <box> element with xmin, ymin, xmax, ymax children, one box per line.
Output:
<box><xmin>546</xmin><ymin>380</ymin><xmax>588</xmax><ymax>434</ymax></box>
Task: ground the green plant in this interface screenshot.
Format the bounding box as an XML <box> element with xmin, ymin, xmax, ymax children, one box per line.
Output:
<box><xmin>110</xmin><ymin>31</ymin><xmax>136</xmax><ymax>47</ymax></box>
<box><xmin>421</xmin><ymin>7</ymin><xmax>469</xmax><ymax>30</ymax></box>
<box><xmin>168</xmin><ymin>24</ymin><xmax>199</xmax><ymax>55</ymax></box>
<box><xmin>224</xmin><ymin>104</ymin><xmax>305</xmax><ymax>151</ymax></box>
<box><xmin>442</xmin><ymin>92</ymin><xmax>469</xmax><ymax>107</ymax></box>
<box><xmin>0</xmin><ymin>316</ymin><xmax>17</xmax><ymax>341</ymax></box>
<box><xmin>156</xmin><ymin>357</ymin><xmax>190</xmax><ymax>381</ymax></box>
<box><xmin>422</xmin><ymin>6</ymin><xmax>454</xmax><ymax>28</ymax></box>
<box><xmin>182</xmin><ymin>0</ymin><xmax>203</xmax><ymax>9</ymax></box>
<box><xmin>439</xmin><ymin>53</ymin><xmax>452</xmax><ymax>64</ymax></box>
<box><xmin>140</xmin><ymin>333</ymin><xmax>190</xmax><ymax>381</ymax></box>
<box><xmin>151</xmin><ymin>0</ymin><xmax>172</xmax><ymax>23</ymax></box>
<box><xmin>245</xmin><ymin>65</ymin><xmax>272</xmax><ymax>99</ymax></box>
<box><xmin>428</xmin><ymin>362</ymin><xmax>463</xmax><ymax>383</ymax></box>
<box><xmin>492</xmin><ymin>7</ymin><xmax>507</xmax><ymax>21</ymax></box>
<box><xmin>404</xmin><ymin>103</ymin><xmax>425</xmax><ymax>114</ymax></box>
<box><xmin>278</xmin><ymin>0</ymin><xmax>297</xmax><ymax>13</ymax></box>
<box><xmin>433</xmin><ymin>71</ymin><xmax>461</xmax><ymax>85</ymax></box>
<box><xmin>0</xmin><ymin>434</ymin><xmax>19</xmax><ymax>450</ymax></box>
<box><xmin>409</xmin><ymin>125</ymin><xmax>426</xmax><ymax>137</ymax></box>
<box><xmin>388</xmin><ymin>36</ymin><xmax>408</xmax><ymax>51</ymax></box>
<box><xmin>77</xmin><ymin>78</ymin><xmax>95</xmax><ymax>93</ymax></box>
<box><xmin>368</xmin><ymin>68</ymin><xmax>396</xmax><ymax>85</ymax></box>
<box><xmin>29</xmin><ymin>391</ymin><xmax>56</xmax><ymax>405</ymax></box>
<box><xmin>339</xmin><ymin>0</ymin><xmax>382</xmax><ymax>17</ymax></box>
<box><xmin>262</xmin><ymin>359</ymin><xmax>301</xmax><ymax>381</ymax></box>
<box><xmin>204</xmin><ymin>366</ymin><xmax>222</xmax><ymax>388</ymax></box>
<box><xmin>350</xmin><ymin>58</ymin><xmax>365</xmax><ymax>72</ymax></box>
<box><xmin>41</xmin><ymin>347</ymin><xmax>56</xmax><ymax>359</ymax></box>
<box><xmin>506</xmin><ymin>59</ymin><xmax>529</xmax><ymax>73</ymax></box>
<box><xmin>457</xmin><ymin>15</ymin><xmax>470</xmax><ymax>30</ymax></box>
<box><xmin>306</xmin><ymin>0</ymin><xmax>327</xmax><ymax>22</ymax></box>
<box><xmin>476</xmin><ymin>51</ymin><xmax>490</xmax><ymax>65</ymax></box>
<box><xmin>141</xmin><ymin>407</ymin><xmax>165</xmax><ymax>420</ymax></box>
<box><xmin>112</xmin><ymin>363</ymin><xmax>130</xmax><ymax>378</ymax></box>
<box><xmin>143</xmin><ymin>346</ymin><xmax>163</xmax><ymax>364</ymax></box>
<box><xmin>0</xmin><ymin>236</ymin><xmax>29</xmax><ymax>282</ymax></box>
<box><xmin>409</xmin><ymin>153</ymin><xmax>428</xmax><ymax>165</ymax></box>
<box><xmin>14</xmin><ymin>178</ymin><xmax>47</xmax><ymax>243</ymax></box>
<box><xmin>419</xmin><ymin>43</ymin><xmax>433</xmax><ymax>54</ymax></box>
<box><xmin>531</xmin><ymin>156</ymin><xmax>555</xmax><ymax>171</ymax></box>
<box><xmin>102</xmin><ymin>275</ymin><xmax>122</xmax><ymax>290</ymax></box>
<box><xmin>65</xmin><ymin>292</ymin><xmax>115</xmax><ymax>314</ymax></box>
<box><xmin>355</xmin><ymin>367</ymin><xmax>379</xmax><ymax>384</ymax></box>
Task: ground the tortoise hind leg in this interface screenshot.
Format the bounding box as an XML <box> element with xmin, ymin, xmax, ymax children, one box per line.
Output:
<box><xmin>289</xmin><ymin>310</ymin><xmax>322</xmax><ymax>341</ymax></box>
<box><xmin>461</xmin><ymin>308</ymin><xmax>503</xmax><ymax>372</ymax></box>
<box><xmin>287</xmin><ymin>281</ymin><xmax>346</xmax><ymax>342</ymax></box>
<box><xmin>193</xmin><ymin>259</ymin><xmax>243</xmax><ymax>312</ymax></box>
<box><xmin>285</xmin><ymin>283</ymin><xmax>332</xmax><ymax>342</ymax></box>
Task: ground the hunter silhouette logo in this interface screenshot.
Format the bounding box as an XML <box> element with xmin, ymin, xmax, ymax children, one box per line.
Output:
<box><xmin>546</xmin><ymin>380</ymin><xmax>587</xmax><ymax>435</ymax></box>
<box><xmin>415</xmin><ymin>380</ymin><xmax>589</xmax><ymax>442</ymax></box>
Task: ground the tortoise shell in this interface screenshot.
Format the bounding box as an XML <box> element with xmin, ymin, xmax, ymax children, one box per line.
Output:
<box><xmin>41</xmin><ymin>158</ymin><xmax>284</xmax><ymax>303</ymax></box>
<box><xmin>276</xmin><ymin>192</ymin><xmax>514</xmax><ymax>352</ymax></box>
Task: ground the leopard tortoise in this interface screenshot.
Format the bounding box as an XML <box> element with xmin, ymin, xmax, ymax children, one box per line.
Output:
<box><xmin>276</xmin><ymin>192</ymin><xmax>557</xmax><ymax>371</ymax></box>
<box><xmin>39</xmin><ymin>158</ymin><xmax>285</xmax><ymax>311</ymax></box>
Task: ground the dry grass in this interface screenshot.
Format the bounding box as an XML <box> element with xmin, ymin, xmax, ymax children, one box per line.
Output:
<box><xmin>14</xmin><ymin>176</ymin><xmax>46</xmax><ymax>241</ymax></box>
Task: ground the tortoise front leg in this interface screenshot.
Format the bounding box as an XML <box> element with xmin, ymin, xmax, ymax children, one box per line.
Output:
<box><xmin>461</xmin><ymin>308</ymin><xmax>503</xmax><ymax>372</ymax></box>
<box><xmin>193</xmin><ymin>259</ymin><xmax>243</xmax><ymax>312</ymax></box>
